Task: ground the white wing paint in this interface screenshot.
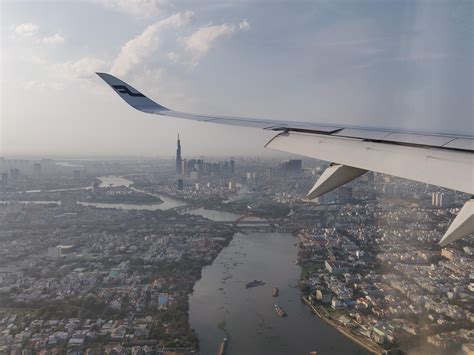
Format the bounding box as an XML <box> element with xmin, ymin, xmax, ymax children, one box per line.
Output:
<box><xmin>97</xmin><ymin>72</ymin><xmax>474</xmax><ymax>246</ymax></box>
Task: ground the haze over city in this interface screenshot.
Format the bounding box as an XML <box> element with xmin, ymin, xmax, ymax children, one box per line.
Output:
<box><xmin>2</xmin><ymin>0</ymin><xmax>473</xmax><ymax>157</ymax></box>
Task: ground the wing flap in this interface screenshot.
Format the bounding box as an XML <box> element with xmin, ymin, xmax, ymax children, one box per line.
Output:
<box><xmin>333</xmin><ymin>128</ymin><xmax>391</xmax><ymax>140</ymax></box>
<box><xmin>381</xmin><ymin>132</ymin><xmax>455</xmax><ymax>147</ymax></box>
<box><xmin>266</xmin><ymin>131</ymin><xmax>474</xmax><ymax>195</ymax></box>
<box><xmin>443</xmin><ymin>138</ymin><xmax>474</xmax><ymax>151</ymax></box>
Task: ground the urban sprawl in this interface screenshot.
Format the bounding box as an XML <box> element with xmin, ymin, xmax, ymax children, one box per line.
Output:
<box><xmin>0</xmin><ymin>140</ymin><xmax>473</xmax><ymax>355</ymax></box>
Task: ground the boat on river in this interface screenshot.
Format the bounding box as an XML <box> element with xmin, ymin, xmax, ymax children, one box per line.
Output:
<box><xmin>217</xmin><ymin>337</ymin><xmax>227</xmax><ymax>355</ymax></box>
<box><xmin>272</xmin><ymin>287</ymin><xmax>279</xmax><ymax>297</ymax></box>
<box><xmin>274</xmin><ymin>304</ymin><xmax>287</xmax><ymax>317</ymax></box>
<box><xmin>245</xmin><ymin>279</ymin><xmax>265</xmax><ymax>288</ymax></box>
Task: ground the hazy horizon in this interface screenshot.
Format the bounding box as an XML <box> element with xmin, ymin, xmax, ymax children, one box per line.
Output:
<box><xmin>2</xmin><ymin>0</ymin><xmax>472</xmax><ymax>157</ymax></box>
<box><xmin>0</xmin><ymin>150</ymin><xmax>299</xmax><ymax>161</ymax></box>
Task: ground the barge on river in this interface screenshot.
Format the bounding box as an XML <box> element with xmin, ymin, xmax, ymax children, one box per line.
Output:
<box><xmin>274</xmin><ymin>304</ymin><xmax>287</xmax><ymax>317</ymax></box>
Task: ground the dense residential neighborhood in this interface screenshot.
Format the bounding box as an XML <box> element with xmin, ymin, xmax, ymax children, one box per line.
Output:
<box><xmin>0</xmin><ymin>156</ymin><xmax>472</xmax><ymax>354</ymax></box>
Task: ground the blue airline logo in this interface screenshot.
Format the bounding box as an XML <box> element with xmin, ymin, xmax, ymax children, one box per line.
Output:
<box><xmin>112</xmin><ymin>85</ymin><xmax>145</xmax><ymax>97</ymax></box>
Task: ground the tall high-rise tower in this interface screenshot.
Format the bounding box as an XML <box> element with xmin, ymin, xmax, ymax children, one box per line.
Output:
<box><xmin>176</xmin><ymin>134</ymin><xmax>182</xmax><ymax>175</ymax></box>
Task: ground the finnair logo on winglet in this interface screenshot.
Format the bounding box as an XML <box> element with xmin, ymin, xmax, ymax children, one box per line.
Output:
<box><xmin>112</xmin><ymin>85</ymin><xmax>145</xmax><ymax>97</ymax></box>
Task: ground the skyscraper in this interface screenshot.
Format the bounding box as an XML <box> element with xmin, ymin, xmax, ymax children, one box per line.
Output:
<box><xmin>176</xmin><ymin>134</ymin><xmax>182</xmax><ymax>175</ymax></box>
<box><xmin>1</xmin><ymin>173</ymin><xmax>7</xmax><ymax>186</ymax></box>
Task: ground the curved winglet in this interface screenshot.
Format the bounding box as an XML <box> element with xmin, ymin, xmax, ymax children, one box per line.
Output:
<box><xmin>96</xmin><ymin>72</ymin><xmax>169</xmax><ymax>113</ymax></box>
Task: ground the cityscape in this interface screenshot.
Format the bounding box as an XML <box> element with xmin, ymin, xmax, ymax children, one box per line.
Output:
<box><xmin>2</xmin><ymin>0</ymin><xmax>473</xmax><ymax>354</ymax></box>
<box><xmin>0</xmin><ymin>136</ymin><xmax>472</xmax><ymax>355</ymax></box>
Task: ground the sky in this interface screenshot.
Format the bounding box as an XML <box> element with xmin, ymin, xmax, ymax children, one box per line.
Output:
<box><xmin>1</xmin><ymin>0</ymin><xmax>472</xmax><ymax>158</ymax></box>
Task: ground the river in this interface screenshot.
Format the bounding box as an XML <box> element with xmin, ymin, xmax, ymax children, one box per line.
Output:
<box><xmin>97</xmin><ymin>176</ymin><xmax>187</xmax><ymax>210</ymax></box>
<box><xmin>8</xmin><ymin>176</ymin><xmax>368</xmax><ymax>354</ymax></box>
<box><xmin>6</xmin><ymin>176</ymin><xmax>186</xmax><ymax>211</ymax></box>
<box><xmin>186</xmin><ymin>207</ymin><xmax>267</xmax><ymax>224</ymax></box>
<box><xmin>189</xmin><ymin>229</ymin><xmax>368</xmax><ymax>355</ymax></box>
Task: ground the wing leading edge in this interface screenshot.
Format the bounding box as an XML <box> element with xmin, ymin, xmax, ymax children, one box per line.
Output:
<box><xmin>96</xmin><ymin>72</ymin><xmax>342</xmax><ymax>133</ymax></box>
<box><xmin>96</xmin><ymin>72</ymin><xmax>473</xmax><ymax>152</ymax></box>
<box><xmin>96</xmin><ymin>72</ymin><xmax>474</xmax><ymax>246</ymax></box>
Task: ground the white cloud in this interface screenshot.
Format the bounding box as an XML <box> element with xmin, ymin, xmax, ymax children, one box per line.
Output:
<box><xmin>181</xmin><ymin>20</ymin><xmax>250</xmax><ymax>65</ymax></box>
<box><xmin>23</xmin><ymin>80</ymin><xmax>64</xmax><ymax>91</ymax></box>
<box><xmin>110</xmin><ymin>11</ymin><xmax>194</xmax><ymax>76</ymax></box>
<box><xmin>167</xmin><ymin>51</ymin><xmax>179</xmax><ymax>63</ymax></box>
<box><xmin>14</xmin><ymin>23</ymin><xmax>65</xmax><ymax>45</ymax></box>
<box><xmin>54</xmin><ymin>57</ymin><xmax>107</xmax><ymax>80</ymax></box>
<box><xmin>184</xmin><ymin>24</ymin><xmax>235</xmax><ymax>54</ymax></box>
<box><xmin>239</xmin><ymin>19</ymin><xmax>250</xmax><ymax>31</ymax></box>
<box><xmin>42</xmin><ymin>33</ymin><xmax>65</xmax><ymax>45</ymax></box>
<box><xmin>18</xmin><ymin>55</ymin><xmax>47</xmax><ymax>65</ymax></box>
<box><xmin>98</xmin><ymin>0</ymin><xmax>169</xmax><ymax>18</ymax></box>
<box><xmin>14</xmin><ymin>23</ymin><xmax>39</xmax><ymax>37</ymax></box>
<box><xmin>31</xmin><ymin>56</ymin><xmax>47</xmax><ymax>65</ymax></box>
<box><xmin>132</xmin><ymin>67</ymin><xmax>165</xmax><ymax>93</ymax></box>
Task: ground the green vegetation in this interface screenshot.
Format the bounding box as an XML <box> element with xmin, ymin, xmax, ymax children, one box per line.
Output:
<box><xmin>0</xmin><ymin>293</ymin><xmax>126</xmax><ymax>321</ymax></box>
<box><xmin>299</xmin><ymin>260</ymin><xmax>324</xmax><ymax>279</ymax></box>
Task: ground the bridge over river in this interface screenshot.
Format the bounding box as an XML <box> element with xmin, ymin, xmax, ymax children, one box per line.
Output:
<box><xmin>173</xmin><ymin>206</ymin><xmax>279</xmax><ymax>231</ymax></box>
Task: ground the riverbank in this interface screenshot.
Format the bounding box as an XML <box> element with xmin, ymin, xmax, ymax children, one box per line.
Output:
<box><xmin>302</xmin><ymin>296</ymin><xmax>385</xmax><ymax>355</ymax></box>
<box><xmin>189</xmin><ymin>232</ymin><xmax>369</xmax><ymax>355</ymax></box>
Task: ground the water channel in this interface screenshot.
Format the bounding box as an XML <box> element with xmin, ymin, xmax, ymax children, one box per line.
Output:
<box><xmin>189</xmin><ymin>232</ymin><xmax>368</xmax><ymax>355</ymax></box>
<box><xmin>5</xmin><ymin>176</ymin><xmax>186</xmax><ymax>211</ymax></box>
<box><xmin>7</xmin><ymin>176</ymin><xmax>367</xmax><ymax>354</ymax></box>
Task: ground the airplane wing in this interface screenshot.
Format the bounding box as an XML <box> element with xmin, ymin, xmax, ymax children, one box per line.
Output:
<box><xmin>96</xmin><ymin>72</ymin><xmax>474</xmax><ymax>246</ymax></box>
